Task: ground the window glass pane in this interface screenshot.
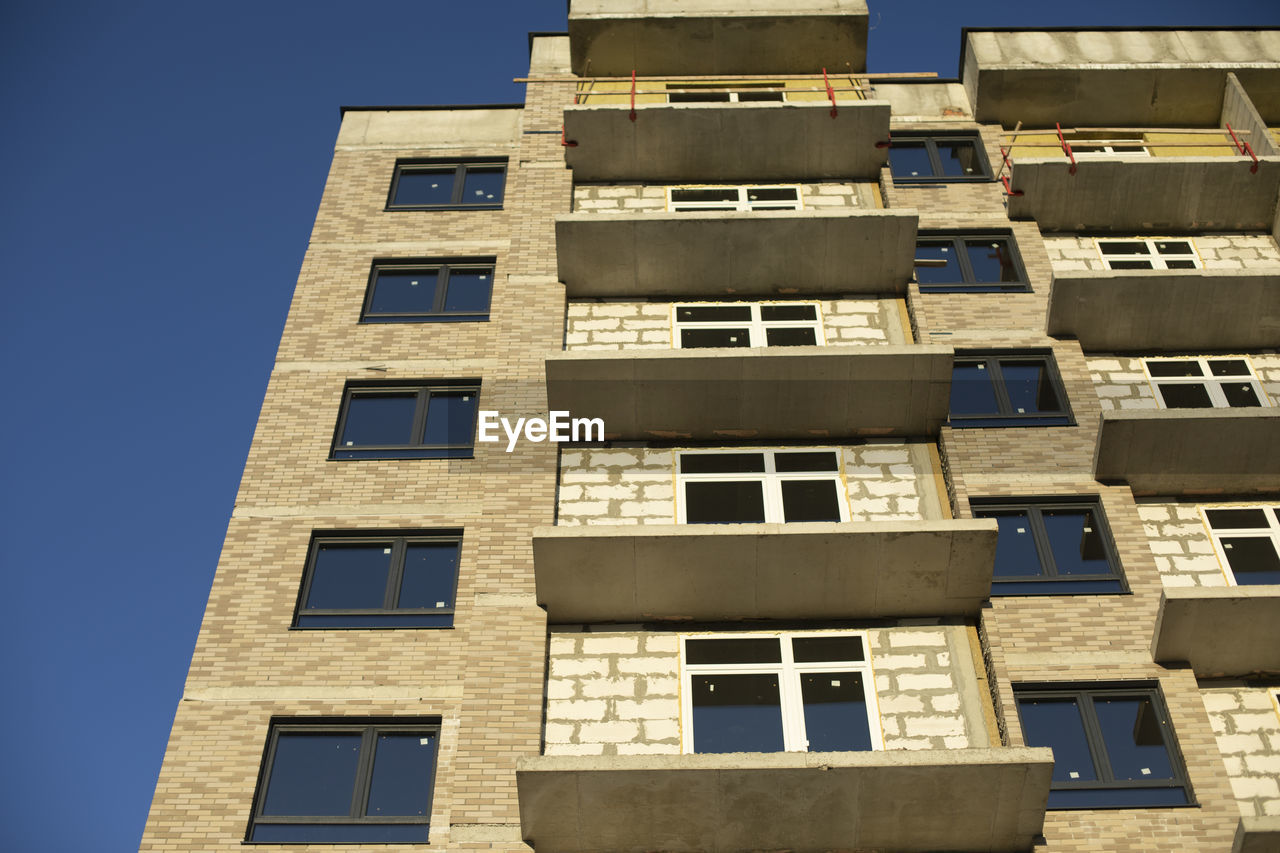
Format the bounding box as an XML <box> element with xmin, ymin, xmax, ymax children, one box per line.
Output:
<box><xmin>760</xmin><ymin>305</ymin><xmax>816</xmax><ymax>321</ymax></box>
<box><xmin>306</xmin><ymin>544</ymin><xmax>392</xmax><ymax>611</ymax></box>
<box><xmin>421</xmin><ymin>392</ymin><xmax>477</xmax><ymax>446</ymax></box>
<box><xmin>461</xmin><ymin>167</ymin><xmax>504</xmax><ymax>204</ymax></box>
<box><xmin>681</xmin><ymin>327</ymin><xmax>750</xmax><ymax>348</ymax></box>
<box><xmin>1108</xmin><ymin>260</ymin><xmax>1154</xmax><ymax>270</ymax></box>
<box><xmin>672</xmin><ymin>189</ymin><xmax>740</xmax><ymax>203</ymax></box>
<box><xmin>950</xmin><ymin>362</ymin><xmax>999</xmax><ymax>416</ymax></box>
<box><xmin>680</xmin><ymin>453</ymin><xmax>766</xmax><ymax>474</ymax></box>
<box><xmin>1157</xmin><ymin>384</ymin><xmax>1213</xmax><ymax>408</ymax></box>
<box><xmin>914</xmin><ymin>240</ymin><xmax>961</xmax><ymax>283</ymax></box>
<box><xmin>442</xmin><ymin>270</ymin><xmax>491</xmax><ymax>314</ymax></box>
<box><xmin>935</xmin><ymin>140</ymin><xmax>982</xmax><ymax>177</ymax></box>
<box><xmin>889</xmin><ymin>142</ymin><xmax>933</xmax><ymax>178</ymax></box>
<box><xmin>686</xmin><ymin>637</ymin><xmax>782</xmax><ymax>664</ymax></box>
<box><xmin>984</xmin><ymin>510</ymin><xmax>1043</xmax><ymax>579</ymax></box>
<box><xmin>1042</xmin><ymin>508</ymin><xmax>1110</xmax><ymax>576</ymax></box>
<box><xmin>365</xmin><ymin>733</ymin><xmax>435</xmax><ymax>817</ymax></box>
<box><xmin>747</xmin><ymin>188</ymin><xmax>798</xmax><ymax>202</ymax></box>
<box><xmin>1206</xmin><ymin>508</ymin><xmax>1270</xmax><ymax>529</ymax></box>
<box><xmin>801</xmin><ymin>672</ymin><xmax>873</xmax><ymax>751</ymax></box>
<box><xmin>1222</xmin><ymin>383</ymin><xmax>1262</xmax><ymax>407</ymax></box>
<box><xmin>1156</xmin><ymin>241</ymin><xmax>1193</xmax><ymax>255</ymax></box>
<box><xmin>1165</xmin><ymin>260</ymin><xmax>1197</xmax><ymax>270</ymax></box>
<box><xmin>1093</xmin><ymin>697</ymin><xmax>1176</xmax><ymax>781</ymax></box>
<box><xmin>764</xmin><ymin>327</ymin><xmax>816</xmax><ymax>347</ymax></box>
<box><xmin>1018</xmin><ymin>698</ymin><xmax>1098</xmax><ymax>783</ymax></box>
<box><xmin>1146</xmin><ymin>361</ymin><xmax>1202</xmax><ymax>377</ymax></box>
<box><xmin>736</xmin><ymin>91</ymin><xmax>784</xmax><ymax>102</ymax></box>
<box><xmin>965</xmin><ymin>238</ymin><xmax>1019</xmax><ymax>282</ymax></box>
<box><xmin>779</xmin><ymin>480</ymin><xmax>842</xmax><ymax>522</ymax></box>
<box><xmin>341</xmin><ymin>394</ymin><xmax>418</xmax><ymax>447</ymax></box>
<box><xmin>398</xmin><ymin>544</ymin><xmax>459</xmax><ymax>609</ymax></box>
<box><xmin>1100</xmin><ymin>242</ymin><xmax>1151</xmax><ymax>256</ymax></box>
<box><xmin>669</xmin><ymin>91</ymin><xmax>730</xmax><ymax>102</ymax></box>
<box><xmin>262</xmin><ymin>733</ymin><xmax>361</xmax><ymax>816</ymax></box>
<box><xmin>691</xmin><ymin>673</ymin><xmax>784</xmax><ymax>753</ymax></box>
<box><xmin>1001</xmin><ymin>360</ymin><xmax>1062</xmax><ymax>415</ymax></box>
<box><xmin>369</xmin><ymin>270</ymin><xmax>439</xmax><ymax>315</ymax></box>
<box><xmin>1209</xmin><ymin>359</ymin><xmax>1250</xmax><ymax>376</ymax></box>
<box><xmin>684</xmin><ymin>481</ymin><xmax>767</xmax><ymax>524</ymax></box>
<box><xmin>677</xmin><ymin>305</ymin><xmax>752</xmax><ymax>322</ymax></box>
<box><xmin>1220</xmin><ymin>537</ymin><xmax>1280</xmax><ymax>584</ymax></box>
<box><xmin>774</xmin><ymin>451</ymin><xmax>839</xmax><ymax>473</ymax></box>
<box><xmin>792</xmin><ymin>635</ymin><xmax>864</xmax><ymax>662</ymax></box>
<box><xmin>393</xmin><ymin>168</ymin><xmax>455</xmax><ymax>206</ymax></box>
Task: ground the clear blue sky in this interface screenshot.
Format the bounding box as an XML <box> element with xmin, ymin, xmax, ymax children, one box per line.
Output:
<box><xmin>2</xmin><ymin>1</ymin><xmax>1277</xmax><ymax>850</ymax></box>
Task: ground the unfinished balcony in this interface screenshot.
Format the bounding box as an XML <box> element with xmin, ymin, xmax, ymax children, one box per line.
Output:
<box><xmin>1002</xmin><ymin>127</ymin><xmax>1280</xmax><ymax>232</ymax></box>
<box><xmin>1152</xmin><ymin>587</ymin><xmax>1280</xmax><ymax>677</ymax></box>
<box><xmin>567</xmin><ymin>0</ymin><xmax>869</xmax><ymax>77</ymax></box>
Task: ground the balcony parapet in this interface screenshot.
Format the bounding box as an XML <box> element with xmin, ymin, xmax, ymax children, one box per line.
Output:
<box><xmin>1152</xmin><ymin>586</ymin><xmax>1280</xmax><ymax>677</ymax></box>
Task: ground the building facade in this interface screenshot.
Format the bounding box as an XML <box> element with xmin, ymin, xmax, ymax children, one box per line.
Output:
<box><xmin>142</xmin><ymin>4</ymin><xmax>1280</xmax><ymax>851</ymax></box>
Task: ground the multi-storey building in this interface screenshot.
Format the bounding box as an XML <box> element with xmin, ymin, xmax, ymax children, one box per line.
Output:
<box><xmin>142</xmin><ymin>4</ymin><xmax>1280</xmax><ymax>851</ymax></box>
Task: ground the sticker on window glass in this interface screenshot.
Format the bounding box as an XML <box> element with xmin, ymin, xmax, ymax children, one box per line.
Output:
<box><xmin>419</xmin><ymin>738</ymin><xmax>433</xmax><ymax>746</ymax></box>
<box><xmin>436</xmin><ymin>601</ymin><xmax>447</xmax><ymax>608</ymax></box>
<box><xmin>1069</xmin><ymin>771</ymin><xmax>1080</xmax><ymax>779</ymax></box>
<box><xmin>410</xmin><ymin>280</ymin><xmax>419</xmax><ymax>286</ymax></box>
<box><xmin>384</xmin><ymin>548</ymin><xmax>392</xmax><ymax>554</ymax></box>
<box><xmin>1016</xmin><ymin>528</ymin><xmax>1026</xmax><ymax>534</ymax></box>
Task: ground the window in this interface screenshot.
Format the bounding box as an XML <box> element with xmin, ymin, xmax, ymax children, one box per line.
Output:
<box><xmin>676</xmin><ymin>449</ymin><xmax>849</xmax><ymax>524</ymax></box>
<box><xmin>361</xmin><ymin>259</ymin><xmax>493</xmax><ymax>323</ymax></box>
<box><xmin>294</xmin><ymin>533</ymin><xmax>461</xmax><ymax>628</ymax></box>
<box><xmin>331</xmin><ymin>381</ymin><xmax>479</xmax><ymax>459</ymax></box>
<box><xmin>1143</xmin><ymin>357</ymin><xmax>1268</xmax><ymax>409</ymax></box>
<box><xmin>680</xmin><ymin>632</ymin><xmax>881</xmax><ymax>754</ymax></box>
<box><xmin>914</xmin><ymin>233</ymin><xmax>1029</xmax><ymax>292</ymax></box>
<box><xmin>1015</xmin><ymin>685</ymin><xmax>1191</xmax><ymax>809</ymax></box>
<box><xmin>888</xmin><ymin>134</ymin><xmax>991</xmax><ymax>182</ymax></box>
<box><xmin>386</xmin><ymin>159</ymin><xmax>505</xmax><ymax>210</ymax></box>
<box><xmin>949</xmin><ymin>352</ymin><xmax>1073</xmax><ymax>427</ymax></box>
<box><xmin>972</xmin><ymin>500</ymin><xmax>1126</xmax><ymax>595</ymax></box>
<box><xmin>667</xmin><ymin>185</ymin><xmax>801</xmax><ymax>212</ymax></box>
<box><xmin>1096</xmin><ymin>239</ymin><xmax>1201</xmax><ymax>271</ymax></box>
<box><xmin>667</xmin><ymin>83</ymin><xmax>785</xmax><ymax>103</ymax></box>
<box><xmin>673</xmin><ymin>302</ymin><xmax>824</xmax><ymax>348</ymax></box>
<box><xmin>248</xmin><ymin>720</ymin><xmax>438</xmax><ymax>843</ymax></box>
<box><xmin>1201</xmin><ymin>505</ymin><xmax>1280</xmax><ymax>585</ymax></box>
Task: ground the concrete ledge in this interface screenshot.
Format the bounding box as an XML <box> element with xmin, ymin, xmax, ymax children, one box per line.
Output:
<box><xmin>516</xmin><ymin>747</ymin><xmax>1053</xmax><ymax>853</ymax></box>
<box><xmin>564</xmin><ymin>101</ymin><xmax>890</xmax><ymax>182</ymax></box>
<box><xmin>545</xmin><ymin>345</ymin><xmax>952</xmax><ymax>440</ymax></box>
<box><xmin>568</xmin><ymin>1</ymin><xmax>869</xmax><ymax>76</ymax></box>
<box><xmin>533</xmin><ymin>519</ymin><xmax>998</xmax><ymax>622</ymax></box>
<box><xmin>1006</xmin><ymin>158</ymin><xmax>1280</xmax><ymax>232</ymax></box>
<box><xmin>1152</xmin><ymin>587</ymin><xmax>1280</xmax><ymax>677</ymax></box>
<box><xmin>1046</xmin><ymin>270</ymin><xmax>1280</xmax><ymax>351</ymax></box>
<box><xmin>556</xmin><ymin>209</ymin><xmax>918</xmax><ymax>297</ymax></box>
<box><xmin>1234</xmin><ymin>815</ymin><xmax>1280</xmax><ymax>853</ymax></box>
<box><xmin>1093</xmin><ymin>408</ymin><xmax>1280</xmax><ymax>495</ymax></box>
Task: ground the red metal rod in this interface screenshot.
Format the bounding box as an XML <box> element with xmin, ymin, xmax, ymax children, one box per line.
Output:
<box><xmin>1226</xmin><ymin>123</ymin><xmax>1260</xmax><ymax>173</ymax></box>
<box><xmin>1055</xmin><ymin>122</ymin><xmax>1077</xmax><ymax>175</ymax></box>
<box><xmin>561</xmin><ymin>125</ymin><xmax>577</xmax><ymax>147</ymax></box>
<box><xmin>1000</xmin><ymin>175</ymin><xmax>1024</xmax><ymax>197</ymax></box>
<box><xmin>629</xmin><ymin>69</ymin><xmax>636</xmax><ymax>122</ymax></box>
<box><xmin>823</xmin><ymin>67</ymin><xmax>837</xmax><ymax>118</ymax></box>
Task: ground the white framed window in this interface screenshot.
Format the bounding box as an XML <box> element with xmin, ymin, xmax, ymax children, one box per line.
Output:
<box><xmin>1072</xmin><ymin>142</ymin><xmax>1151</xmax><ymax>158</ymax></box>
<box><xmin>1200</xmin><ymin>504</ymin><xmax>1280</xmax><ymax>586</ymax></box>
<box><xmin>1096</xmin><ymin>238</ymin><xmax>1201</xmax><ymax>270</ymax></box>
<box><xmin>675</xmin><ymin>448</ymin><xmax>849</xmax><ymax>524</ymax></box>
<box><xmin>667</xmin><ymin>84</ymin><xmax>785</xmax><ymax>104</ymax></box>
<box><xmin>1142</xmin><ymin>357</ymin><xmax>1269</xmax><ymax>409</ymax></box>
<box><xmin>672</xmin><ymin>302</ymin><xmax>825</xmax><ymax>349</ymax></box>
<box><xmin>667</xmin><ymin>185</ymin><xmax>802</xmax><ymax>212</ymax></box>
<box><xmin>680</xmin><ymin>631</ymin><xmax>883</xmax><ymax>754</ymax></box>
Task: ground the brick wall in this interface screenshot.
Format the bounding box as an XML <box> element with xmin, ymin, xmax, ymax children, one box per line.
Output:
<box><xmin>572</xmin><ymin>180</ymin><xmax>877</xmax><ymax>212</ymax></box>
<box><xmin>1088</xmin><ymin>354</ymin><xmax>1280</xmax><ymax>411</ymax></box>
<box><xmin>1202</xmin><ymin>686</ymin><xmax>1280</xmax><ymax>817</ymax></box>
<box><xmin>1044</xmin><ymin>233</ymin><xmax>1280</xmax><ymax>272</ymax></box>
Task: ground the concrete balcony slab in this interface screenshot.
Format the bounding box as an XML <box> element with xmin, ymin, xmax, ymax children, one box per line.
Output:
<box><xmin>516</xmin><ymin>748</ymin><xmax>1053</xmax><ymax>853</ymax></box>
<box><xmin>545</xmin><ymin>344</ymin><xmax>952</xmax><ymax>440</ymax></box>
<box><xmin>1234</xmin><ymin>816</ymin><xmax>1280</xmax><ymax>853</ymax></box>
<box><xmin>1046</xmin><ymin>270</ymin><xmax>1280</xmax><ymax>351</ymax></box>
<box><xmin>532</xmin><ymin>519</ymin><xmax>998</xmax><ymax>622</ymax></box>
<box><xmin>1093</xmin><ymin>408</ymin><xmax>1280</xmax><ymax>496</ymax></box>
<box><xmin>568</xmin><ymin>1</ymin><xmax>869</xmax><ymax>76</ymax></box>
<box><xmin>1006</xmin><ymin>157</ymin><xmax>1280</xmax><ymax>232</ymax></box>
<box><xmin>1152</xmin><ymin>586</ymin><xmax>1280</xmax><ymax>677</ymax></box>
<box><xmin>555</xmin><ymin>209</ymin><xmax>918</xmax><ymax>298</ymax></box>
<box><xmin>563</xmin><ymin>101</ymin><xmax>890</xmax><ymax>182</ymax></box>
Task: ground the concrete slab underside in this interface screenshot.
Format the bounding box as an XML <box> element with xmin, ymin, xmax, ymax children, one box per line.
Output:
<box><xmin>1152</xmin><ymin>587</ymin><xmax>1280</xmax><ymax>677</ymax></box>
<box><xmin>544</xmin><ymin>345</ymin><xmax>951</xmax><ymax>439</ymax></box>
<box><xmin>556</xmin><ymin>209</ymin><xmax>918</xmax><ymax>297</ymax></box>
<box><xmin>532</xmin><ymin>519</ymin><xmax>999</xmax><ymax>622</ymax></box>
<box><xmin>1093</xmin><ymin>409</ymin><xmax>1280</xmax><ymax>495</ymax></box>
<box><xmin>1046</xmin><ymin>270</ymin><xmax>1280</xmax><ymax>351</ymax></box>
<box><xmin>1234</xmin><ymin>816</ymin><xmax>1280</xmax><ymax>853</ymax></box>
<box><xmin>563</xmin><ymin>102</ymin><xmax>890</xmax><ymax>182</ymax></box>
<box><xmin>516</xmin><ymin>748</ymin><xmax>1054</xmax><ymax>853</ymax></box>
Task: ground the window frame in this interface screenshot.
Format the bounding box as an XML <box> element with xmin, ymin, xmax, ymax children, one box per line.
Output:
<box><xmin>888</xmin><ymin>133</ymin><xmax>993</xmax><ymax>183</ymax></box>
<box><xmin>672</xmin><ymin>301</ymin><xmax>825</xmax><ymax>349</ymax></box>
<box><xmin>666</xmin><ymin>84</ymin><xmax>786</xmax><ymax>103</ymax></box>
<box><xmin>292</xmin><ymin>531</ymin><xmax>462</xmax><ymax>629</ymax></box>
<box><xmin>1095</xmin><ymin>238</ymin><xmax>1202</xmax><ymax>271</ymax></box>
<box><xmin>948</xmin><ymin>350</ymin><xmax>1075</xmax><ymax>428</ymax></box>
<box><xmin>679</xmin><ymin>631</ymin><xmax>883</xmax><ymax>755</ymax></box>
<box><xmin>1014</xmin><ymin>684</ymin><xmax>1193</xmax><ymax>810</ymax></box>
<box><xmin>1142</xmin><ymin>356</ymin><xmax>1270</xmax><ymax>410</ymax></box>
<box><xmin>1199</xmin><ymin>503</ymin><xmax>1280</xmax><ymax>586</ymax></box>
<box><xmin>385</xmin><ymin>158</ymin><xmax>507</xmax><ymax>211</ymax></box>
<box><xmin>666</xmin><ymin>184</ymin><xmax>803</xmax><ymax>212</ymax></box>
<box><xmin>360</xmin><ymin>258</ymin><xmax>495</xmax><ymax>323</ymax></box>
<box><xmin>330</xmin><ymin>380</ymin><xmax>480</xmax><ymax>460</ymax></box>
<box><xmin>913</xmin><ymin>232</ymin><xmax>1030</xmax><ymax>293</ymax></box>
<box><xmin>674</xmin><ymin>447</ymin><xmax>850</xmax><ymax>524</ymax></box>
<box><xmin>247</xmin><ymin>719</ymin><xmax>439</xmax><ymax>844</ymax></box>
<box><xmin>971</xmin><ymin>498</ymin><xmax>1128</xmax><ymax>595</ymax></box>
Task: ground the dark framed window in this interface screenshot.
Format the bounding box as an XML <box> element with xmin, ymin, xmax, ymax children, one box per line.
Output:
<box><xmin>914</xmin><ymin>233</ymin><xmax>1029</xmax><ymax>293</ymax></box>
<box><xmin>1015</xmin><ymin>685</ymin><xmax>1191</xmax><ymax>810</ymax></box>
<box><xmin>361</xmin><ymin>259</ymin><xmax>494</xmax><ymax>323</ymax></box>
<box><xmin>331</xmin><ymin>381</ymin><xmax>479</xmax><ymax>460</ymax></box>
<box><xmin>248</xmin><ymin>720</ymin><xmax>438</xmax><ymax>843</ymax></box>
<box><xmin>294</xmin><ymin>532</ymin><xmax>461</xmax><ymax>628</ymax></box>
<box><xmin>949</xmin><ymin>351</ymin><xmax>1073</xmax><ymax>428</ymax></box>
<box><xmin>972</xmin><ymin>500</ymin><xmax>1126</xmax><ymax>595</ymax></box>
<box><xmin>386</xmin><ymin>159</ymin><xmax>506</xmax><ymax>210</ymax></box>
<box><xmin>889</xmin><ymin>134</ymin><xmax>992</xmax><ymax>182</ymax></box>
